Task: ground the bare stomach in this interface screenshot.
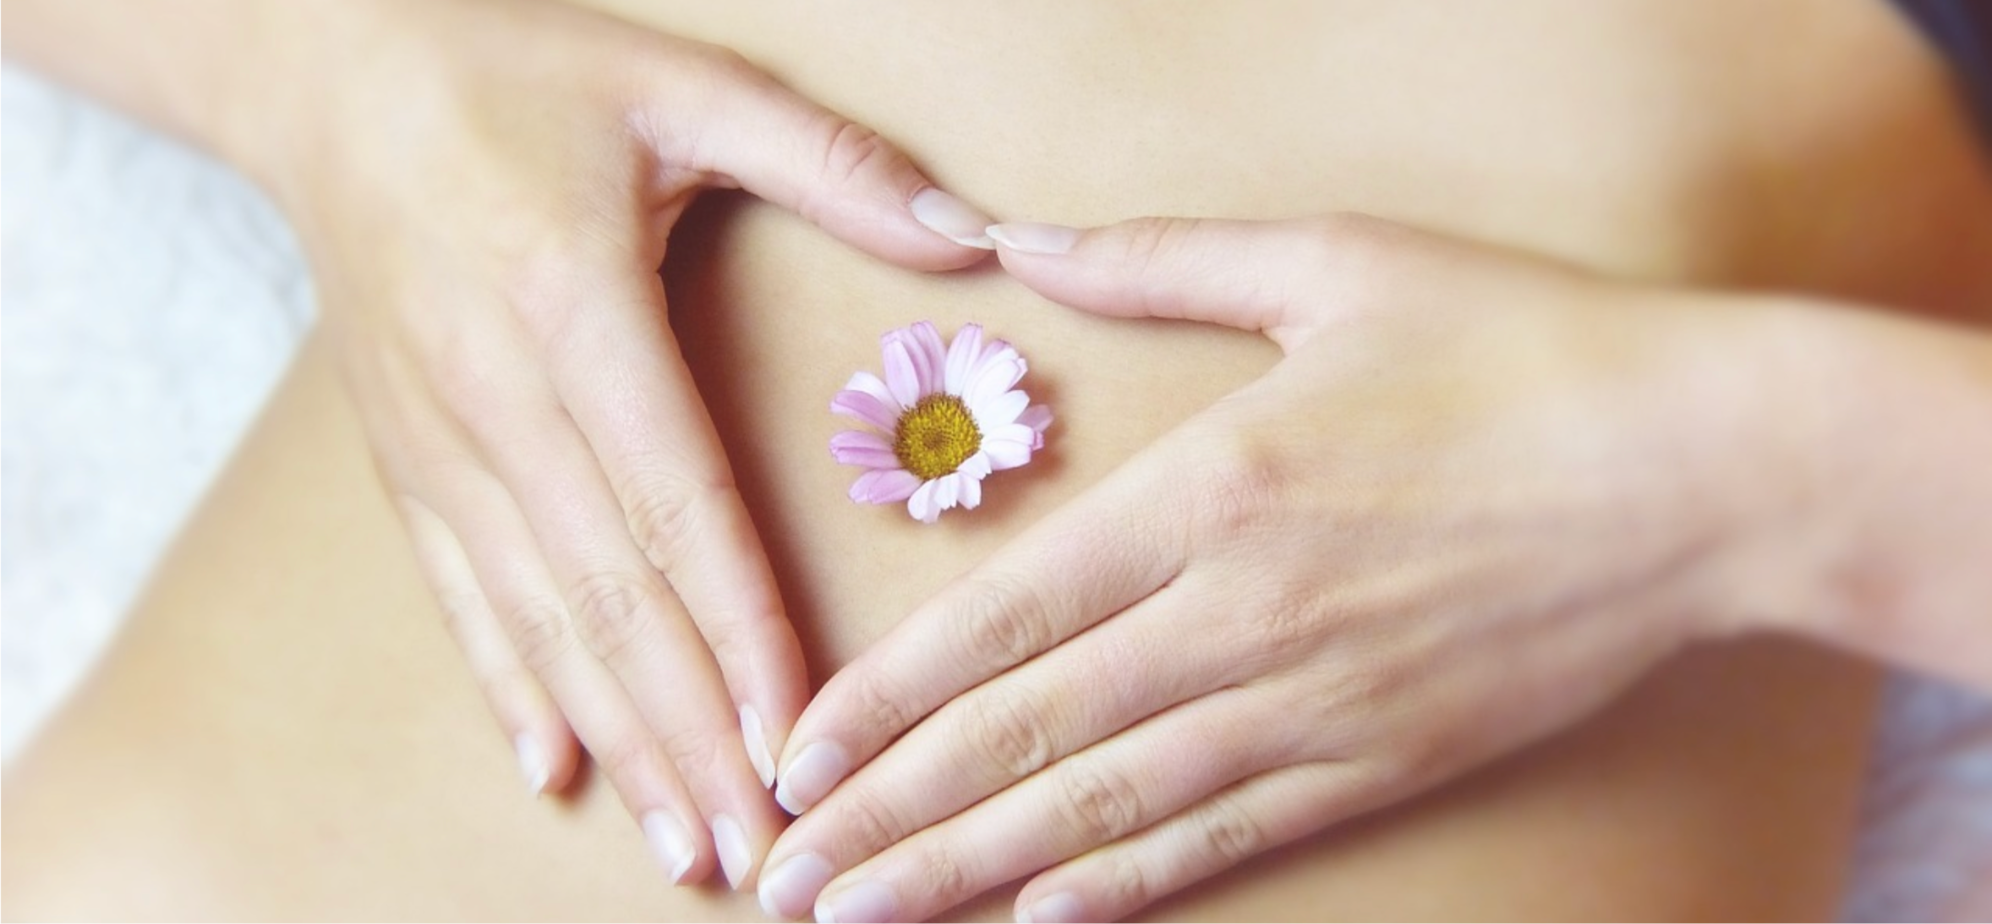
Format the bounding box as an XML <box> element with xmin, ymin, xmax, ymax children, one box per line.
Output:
<box><xmin>7</xmin><ymin>0</ymin><xmax>1988</xmax><ymax>919</ymax></box>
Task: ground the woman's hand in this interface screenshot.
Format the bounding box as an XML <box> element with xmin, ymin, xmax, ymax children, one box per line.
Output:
<box><xmin>755</xmin><ymin>214</ymin><xmax>1854</xmax><ymax>921</ymax></box>
<box><xmin>257</xmin><ymin>0</ymin><xmax>995</xmax><ymax>890</ymax></box>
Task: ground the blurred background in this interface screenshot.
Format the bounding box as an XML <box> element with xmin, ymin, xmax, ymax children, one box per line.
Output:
<box><xmin>3</xmin><ymin>61</ymin><xmax>1990</xmax><ymax>920</ymax></box>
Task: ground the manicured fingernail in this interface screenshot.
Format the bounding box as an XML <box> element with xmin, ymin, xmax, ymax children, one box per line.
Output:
<box><xmin>816</xmin><ymin>879</ymin><xmax>897</xmax><ymax>924</ymax></box>
<box><xmin>910</xmin><ymin>188</ymin><xmax>997</xmax><ymax>249</ymax></box>
<box><xmin>1018</xmin><ymin>891</ymin><xmax>1085</xmax><ymax>923</ymax></box>
<box><xmin>641</xmin><ymin>810</ymin><xmax>696</xmax><ymax>885</ymax></box>
<box><xmin>740</xmin><ymin>705</ymin><xmax>777</xmax><ymax>790</ymax></box>
<box><xmin>759</xmin><ymin>853</ymin><xmax>834</xmax><ymax>919</ymax></box>
<box><xmin>712</xmin><ymin>813</ymin><xmax>753</xmax><ymax>889</ymax></box>
<box><xmin>776</xmin><ymin>741</ymin><xmax>853</xmax><ymax>815</ymax></box>
<box><xmin>514</xmin><ymin>733</ymin><xmax>549</xmax><ymax>796</ymax></box>
<box><xmin>985</xmin><ymin>222</ymin><xmax>1080</xmax><ymax>255</ymax></box>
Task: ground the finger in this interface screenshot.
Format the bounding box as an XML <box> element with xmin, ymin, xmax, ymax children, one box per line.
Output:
<box><xmin>800</xmin><ymin>688</ymin><xmax>1285</xmax><ymax>924</ymax></box>
<box><xmin>536</xmin><ymin>264</ymin><xmax>806</xmax><ymax>793</ymax></box>
<box><xmin>427</xmin><ymin>465</ymin><xmax>716</xmax><ymax>888</ymax></box>
<box><xmin>773</xmin><ymin>457</ymin><xmax>1191</xmax><ymax>815</ymax></box>
<box><xmin>645</xmin><ymin>50</ymin><xmax>997</xmax><ymax>266</ymax></box>
<box><xmin>452</xmin><ymin>339</ymin><xmax>785</xmax><ymax>889</ymax></box>
<box><xmin>986</xmin><ymin>215</ymin><xmax>1403</xmax><ymax>351</ymax></box>
<box><xmin>395</xmin><ymin>492</ymin><xmax>578</xmax><ymax>797</ymax></box>
<box><xmin>1014</xmin><ymin>761</ymin><xmax>1386</xmax><ymax>924</ymax></box>
<box><xmin>765</xmin><ymin>582</ymin><xmax>1237</xmax><ymax>889</ymax></box>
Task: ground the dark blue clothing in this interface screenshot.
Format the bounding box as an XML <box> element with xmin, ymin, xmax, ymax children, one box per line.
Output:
<box><xmin>1892</xmin><ymin>0</ymin><xmax>1992</xmax><ymax>136</ymax></box>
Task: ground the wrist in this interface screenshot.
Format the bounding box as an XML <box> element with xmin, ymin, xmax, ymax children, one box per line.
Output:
<box><xmin>1634</xmin><ymin>291</ymin><xmax>1861</xmax><ymax>645</ymax></box>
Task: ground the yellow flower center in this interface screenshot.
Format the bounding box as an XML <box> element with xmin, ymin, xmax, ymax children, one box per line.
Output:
<box><xmin>894</xmin><ymin>394</ymin><xmax>982</xmax><ymax>481</ymax></box>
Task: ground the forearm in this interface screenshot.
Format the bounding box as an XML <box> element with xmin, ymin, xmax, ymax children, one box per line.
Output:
<box><xmin>1750</xmin><ymin>296</ymin><xmax>1992</xmax><ymax>688</ymax></box>
<box><xmin>2</xmin><ymin>0</ymin><xmax>362</xmax><ymax>197</ymax></box>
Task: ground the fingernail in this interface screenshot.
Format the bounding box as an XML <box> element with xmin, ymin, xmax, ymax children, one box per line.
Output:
<box><xmin>985</xmin><ymin>222</ymin><xmax>1080</xmax><ymax>255</ymax></box>
<box><xmin>816</xmin><ymin>879</ymin><xmax>897</xmax><ymax>924</ymax></box>
<box><xmin>759</xmin><ymin>853</ymin><xmax>835</xmax><ymax>919</ymax></box>
<box><xmin>1018</xmin><ymin>891</ymin><xmax>1085</xmax><ymax>924</ymax></box>
<box><xmin>776</xmin><ymin>741</ymin><xmax>853</xmax><ymax>815</ymax></box>
<box><xmin>642</xmin><ymin>811</ymin><xmax>696</xmax><ymax>885</ymax></box>
<box><xmin>910</xmin><ymin>188</ymin><xmax>997</xmax><ymax>249</ymax></box>
<box><xmin>712</xmin><ymin>813</ymin><xmax>753</xmax><ymax>889</ymax></box>
<box><xmin>514</xmin><ymin>733</ymin><xmax>549</xmax><ymax>796</ymax></box>
<box><xmin>740</xmin><ymin>705</ymin><xmax>777</xmax><ymax>790</ymax></box>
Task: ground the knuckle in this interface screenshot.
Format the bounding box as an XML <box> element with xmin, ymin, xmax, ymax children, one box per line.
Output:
<box><xmin>503</xmin><ymin>596</ymin><xmax>576</xmax><ymax>674</ymax></box>
<box><xmin>827</xmin><ymin>786</ymin><xmax>907</xmax><ymax>854</ymax></box>
<box><xmin>1112</xmin><ymin>217</ymin><xmax>1197</xmax><ymax>277</ymax></box>
<box><xmin>432</xmin><ymin>588</ymin><xmax>487</xmax><ymax>641</ymax></box>
<box><xmin>960</xmin><ymin>685</ymin><xmax>1057</xmax><ymax>779</ymax></box>
<box><xmin>955</xmin><ymin>575</ymin><xmax>1054</xmax><ymax>673</ymax></box>
<box><xmin>914</xmin><ymin>842</ymin><xmax>974</xmax><ymax>903</ymax></box>
<box><xmin>1187</xmin><ymin>433</ymin><xmax>1290</xmax><ymax>542</ymax></box>
<box><xmin>846</xmin><ymin>669</ymin><xmax>921</xmax><ymax>737</ymax></box>
<box><xmin>568</xmin><ymin>571</ymin><xmax>657</xmax><ymax>664</ymax></box>
<box><xmin>1097</xmin><ymin>852</ymin><xmax>1152</xmax><ymax>913</ymax></box>
<box><xmin>816</xmin><ymin>120</ymin><xmax>898</xmax><ymax>189</ymax></box>
<box><xmin>622</xmin><ymin>472</ymin><xmax>726</xmax><ymax>573</ymax></box>
<box><xmin>1054</xmin><ymin>761</ymin><xmax>1146</xmax><ymax>845</ymax></box>
<box><xmin>1196</xmin><ymin>799</ymin><xmax>1267</xmax><ymax>867</ymax></box>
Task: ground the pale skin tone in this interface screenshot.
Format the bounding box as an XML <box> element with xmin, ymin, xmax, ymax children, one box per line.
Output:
<box><xmin>765</xmin><ymin>214</ymin><xmax>1992</xmax><ymax>920</ymax></box>
<box><xmin>6</xmin><ymin>0</ymin><xmax>1001</xmax><ymax>890</ymax></box>
<box><xmin>9</xmin><ymin>0</ymin><xmax>1992</xmax><ymax>921</ymax></box>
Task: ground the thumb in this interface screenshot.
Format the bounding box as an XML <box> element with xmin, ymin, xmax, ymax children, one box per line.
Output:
<box><xmin>658</xmin><ymin>53</ymin><xmax>995</xmax><ymax>272</ymax></box>
<box><xmin>987</xmin><ymin>215</ymin><xmax>1389</xmax><ymax>350</ymax></box>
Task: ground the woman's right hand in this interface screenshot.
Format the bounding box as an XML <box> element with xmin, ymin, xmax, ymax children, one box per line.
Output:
<box><xmin>246</xmin><ymin>0</ymin><xmax>995</xmax><ymax>889</ymax></box>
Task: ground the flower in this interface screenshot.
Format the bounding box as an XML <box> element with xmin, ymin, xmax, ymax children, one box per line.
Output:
<box><xmin>831</xmin><ymin>321</ymin><xmax>1052</xmax><ymax>523</ymax></box>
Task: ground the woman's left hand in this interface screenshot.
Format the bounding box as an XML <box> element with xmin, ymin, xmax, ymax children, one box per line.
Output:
<box><xmin>755</xmin><ymin>214</ymin><xmax>1847</xmax><ymax>921</ymax></box>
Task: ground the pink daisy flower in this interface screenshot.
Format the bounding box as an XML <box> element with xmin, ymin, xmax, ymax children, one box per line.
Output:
<box><xmin>831</xmin><ymin>321</ymin><xmax>1052</xmax><ymax>523</ymax></box>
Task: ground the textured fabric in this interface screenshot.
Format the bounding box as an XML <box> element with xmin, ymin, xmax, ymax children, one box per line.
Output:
<box><xmin>3</xmin><ymin>63</ymin><xmax>1989</xmax><ymax>920</ymax></box>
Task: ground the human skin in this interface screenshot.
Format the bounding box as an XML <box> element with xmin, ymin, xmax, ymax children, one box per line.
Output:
<box><xmin>4</xmin><ymin>0</ymin><xmax>1002</xmax><ymax>888</ymax></box>
<box><xmin>6</xmin><ymin>0</ymin><xmax>1990</xmax><ymax>918</ymax></box>
<box><xmin>768</xmin><ymin>213</ymin><xmax>1992</xmax><ymax>922</ymax></box>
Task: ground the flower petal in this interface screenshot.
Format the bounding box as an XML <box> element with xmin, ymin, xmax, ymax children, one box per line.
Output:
<box><xmin>1019</xmin><ymin>403</ymin><xmax>1053</xmax><ymax>435</ymax></box>
<box><xmin>909</xmin><ymin>321</ymin><xmax>947</xmax><ymax>394</ymax></box>
<box><xmin>959</xmin><ymin>450</ymin><xmax>993</xmax><ymax>479</ymax></box>
<box><xmin>845</xmin><ymin>371</ymin><xmax>897</xmax><ymax>409</ymax></box>
<box><xmin>883</xmin><ymin>339</ymin><xmax>922</xmax><ymax>408</ymax></box>
<box><xmin>958</xmin><ymin>471</ymin><xmax>982</xmax><ymax>509</ymax></box>
<box><xmin>831</xmin><ymin>389</ymin><xmax>899</xmax><ymax>431</ymax></box>
<box><xmin>907</xmin><ymin>479</ymin><xmax>943</xmax><ymax>523</ymax></box>
<box><xmin>965</xmin><ymin>357</ymin><xmax>1026</xmax><ymax>408</ymax></box>
<box><xmin>969</xmin><ymin>389</ymin><xmax>1029</xmax><ymax>430</ymax></box>
<box><xmin>983</xmin><ymin>436</ymin><xmax>1034</xmax><ymax>470</ymax></box>
<box><xmin>850</xmin><ymin>468</ymin><xmax>921</xmax><ymax>504</ymax></box>
<box><xmin>935</xmin><ymin>473</ymin><xmax>961</xmax><ymax>510</ymax></box>
<box><xmin>944</xmin><ymin>324</ymin><xmax>985</xmax><ymax>394</ymax></box>
<box><xmin>830</xmin><ymin>430</ymin><xmax>900</xmax><ymax>469</ymax></box>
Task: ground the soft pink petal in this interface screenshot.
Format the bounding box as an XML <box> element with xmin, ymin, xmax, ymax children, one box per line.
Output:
<box><xmin>909</xmin><ymin>321</ymin><xmax>947</xmax><ymax>394</ymax></box>
<box><xmin>883</xmin><ymin>339</ymin><xmax>922</xmax><ymax>407</ymax></box>
<box><xmin>958</xmin><ymin>472</ymin><xmax>982</xmax><ymax>509</ymax></box>
<box><xmin>907</xmin><ymin>479</ymin><xmax>942</xmax><ymax>523</ymax></box>
<box><xmin>983</xmin><ymin>436</ymin><xmax>1033</xmax><ymax>470</ymax></box>
<box><xmin>944</xmin><ymin>324</ymin><xmax>985</xmax><ymax>394</ymax></box>
<box><xmin>965</xmin><ymin>357</ymin><xmax>1026</xmax><ymax>408</ymax></box>
<box><xmin>973</xmin><ymin>339</ymin><xmax>1017</xmax><ymax>375</ymax></box>
<box><xmin>969</xmin><ymin>389</ymin><xmax>1029</xmax><ymax>430</ymax></box>
<box><xmin>845</xmin><ymin>371</ymin><xmax>897</xmax><ymax>409</ymax></box>
<box><xmin>959</xmin><ymin>451</ymin><xmax>993</xmax><ymax>479</ymax></box>
<box><xmin>830</xmin><ymin>430</ymin><xmax>899</xmax><ymax>469</ymax></box>
<box><xmin>831</xmin><ymin>389</ymin><xmax>899</xmax><ymax>431</ymax></box>
<box><xmin>850</xmin><ymin>468</ymin><xmax>921</xmax><ymax>504</ymax></box>
<box><xmin>1019</xmin><ymin>403</ymin><xmax>1054</xmax><ymax>436</ymax></box>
